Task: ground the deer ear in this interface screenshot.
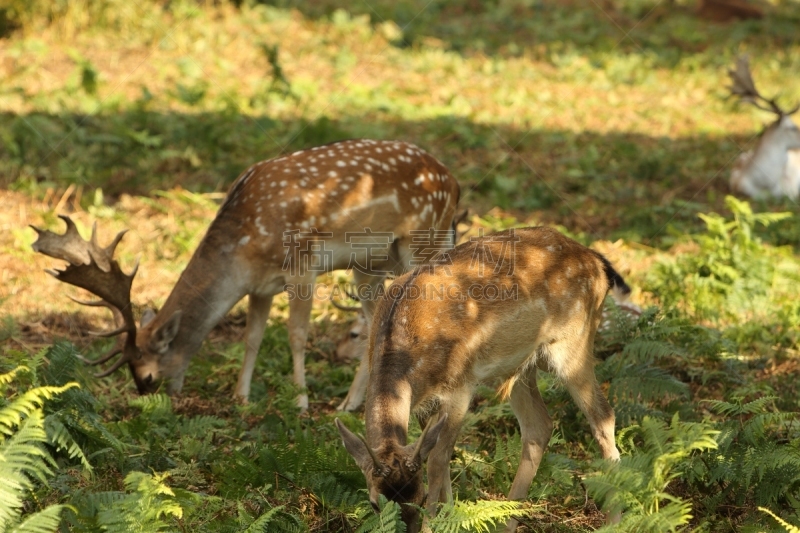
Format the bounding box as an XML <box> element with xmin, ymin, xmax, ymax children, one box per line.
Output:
<box><xmin>140</xmin><ymin>308</ymin><xmax>157</xmax><ymax>328</ymax></box>
<box><xmin>454</xmin><ymin>208</ymin><xmax>469</xmax><ymax>227</ymax></box>
<box><xmin>148</xmin><ymin>310</ymin><xmax>182</xmax><ymax>354</ymax></box>
<box><xmin>452</xmin><ymin>209</ymin><xmax>470</xmax><ymax>245</ymax></box>
<box><xmin>412</xmin><ymin>412</ymin><xmax>448</xmax><ymax>465</ymax></box>
<box><xmin>336</xmin><ymin>419</ymin><xmax>379</xmax><ymax>472</ymax></box>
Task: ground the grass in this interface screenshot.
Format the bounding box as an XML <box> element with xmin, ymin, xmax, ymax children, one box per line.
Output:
<box><xmin>1</xmin><ymin>0</ymin><xmax>800</xmax><ymax>531</ymax></box>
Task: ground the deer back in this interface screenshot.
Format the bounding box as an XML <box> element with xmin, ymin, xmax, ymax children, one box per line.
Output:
<box><xmin>209</xmin><ymin>139</ymin><xmax>459</xmax><ymax>278</ymax></box>
<box><xmin>365</xmin><ymin>227</ymin><xmax>626</xmax><ymax>422</ymax></box>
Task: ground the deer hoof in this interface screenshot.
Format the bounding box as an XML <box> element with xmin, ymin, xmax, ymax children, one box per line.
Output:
<box><xmin>296</xmin><ymin>394</ymin><xmax>309</xmax><ymax>412</ymax></box>
<box><xmin>336</xmin><ymin>394</ymin><xmax>362</xmax><ymax>412</ymax></box>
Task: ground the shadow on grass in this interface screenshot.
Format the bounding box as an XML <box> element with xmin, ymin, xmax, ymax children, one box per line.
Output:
<box><xmin>250</xmin><ymin>0</ymin><xmax>800</xmax><ymax>67</ymax></box>
<box><xmin>2</xmin><ymin>108</ymin><xmax>798</xmax><ymax>247</ymax></box>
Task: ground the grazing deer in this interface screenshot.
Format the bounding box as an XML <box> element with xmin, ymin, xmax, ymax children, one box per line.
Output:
<box><xmin>31</xmin><ymin>139</ymin><xmax>461</xmax><ymax>412</ymax></box>
<box><xmin>336</xmin><ymin>227</ymin><xmax>629</xmax><ymax>532</ymax></box>
<box><xmin>332</xmin><ymin>286</ymin><xmax>641</xmax><ymax>364</ymax></box>
<box><xmin>728</xmin><ymin>56</ymin><xmax>800</xmax><ymax>200</ymax></box>
<box><xmin>332</xmin><ymin>209</ymin><xmax>469</xmax><ymax>364</ymax></box>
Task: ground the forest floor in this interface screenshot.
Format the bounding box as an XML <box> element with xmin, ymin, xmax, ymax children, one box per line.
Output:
<box><xmin>1</xmin><ymin>0</ymin><xmax>800</xmax><ymax>531</ymax></box>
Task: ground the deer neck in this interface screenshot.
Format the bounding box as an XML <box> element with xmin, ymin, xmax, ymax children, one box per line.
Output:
<box><xmin>155</xmin><ymin>230</ymin><xmax>253</xmax><ymax>358</ymax></box>
<box><xmin>365</xmin><ymin>374</ymin><xmax>413</xmax><ymax>448</ymax></box>
<box><xmin>748</xmin><ymin>129</ymin><xmax>791</xmax><ymax>183</ymax></box>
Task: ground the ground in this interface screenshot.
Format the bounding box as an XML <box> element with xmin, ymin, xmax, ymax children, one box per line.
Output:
<box><xmin>1</xmin><ymin>1</ymin><xmax>800</xmax><ymax>531</ymax></box>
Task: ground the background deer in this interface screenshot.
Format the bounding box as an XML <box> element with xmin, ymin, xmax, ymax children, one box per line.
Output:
<box><xmin>31</xmin><ymin>139</ymin><xmax>461</xmax><ymax>412</ymax></box>
<box><xmin>728</xmin><ymin>56</ymin><xmax>800</xmax><ymax>200</ymax></box>
<box><xmin>336</xmin><ymin>227</ymin><xmax>629</xmax><ymax>532</ymax></box>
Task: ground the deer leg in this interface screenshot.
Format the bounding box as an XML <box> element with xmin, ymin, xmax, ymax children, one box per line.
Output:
<box><xmin>504</xmin><ymin>368</ymin><xmax>553</xmax><ymax>532</ymax></box>
<box><xmin>562</xmin><ymin>365</ymin><xmax>619</xmax><ymax>462</ymax></box>
<box><xmin>556</xmin><ymin>342</ymin><xmax>620</xmax><ymax>524</ymax></box>
<box><xmin>288</xmin><ymin>279</ymin><xmax>315</xmax><ymax>412</ymax></box>
<box><xmin>337</xmin><ymin>272</ymin><xmax>385</xmax><ymax>412</ymax></box>
<box><xmin>234</xmin><ymin>293</ymin><xmax>274</xmax><ymax>401</ymax></box>
<box><xmin>424</xmin><ymin>388</ymin><xmax>471</xmax><ymax>519</ymax></box>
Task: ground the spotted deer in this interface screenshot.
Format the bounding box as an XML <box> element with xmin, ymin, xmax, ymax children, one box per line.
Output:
<box><xmin>31</xmin><ymin>139</ymin><xmax>461</xmax><ymax>412</ymax></box>
<box><xmin>332</xmin><ymin>285</ymin><xmax>641</xmax><ymax>364</ymax></box>
<box><xmin>728</xmin><ymin>56</ymin><xmax>800</xmax><ymax>200</ymax></box>
<box><xmin>336</xmin><ymin>227</ymin><xmax>629</xmax><ymax>532</ymax></box>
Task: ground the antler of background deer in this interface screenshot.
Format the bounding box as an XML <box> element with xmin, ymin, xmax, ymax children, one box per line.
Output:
<box><xmin>31</xmin><ymin>215</ymin><xmax>140</xmax><ymax>376</ymax></box>
<box><xmin>729</xmin><ymin>55</ymin><xmax>800</xmax><ymax>116</ymax></box>
<box><xmin>330</xmin><ymin>287</ymin><xmax>362</xmax><ymax>312</ymax></box>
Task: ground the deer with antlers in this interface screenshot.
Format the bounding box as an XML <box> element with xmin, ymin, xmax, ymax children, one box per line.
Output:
<box><xmin>728</xmin><ymin>56</ymin><xmax>800</xmax><ymax>200</ymax></box>
<box><xmin>336</xmin><ymin>227</ymin><xmax>629</xmax><ymax>532</ymax></box>
<box><xmin>31</xmin><ymin>139</ymin><xmax>461</xmax><ymax>412</ymax></box>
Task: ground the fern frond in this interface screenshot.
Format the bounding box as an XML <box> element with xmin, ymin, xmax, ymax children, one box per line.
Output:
<box><xmin>0</xmin><ymin>383</ymin><xmax>79</xmax><ymax>437</ymax></box>
<box><xmin>0</xmin><ymin>408</ymin><xmax>60</xmax><ymax>529</ymax></box>
<box><xmin>44</xmin><ymin>415</ymin><xmax>92</xmax><ymax>472</ymax></box>
<box><xmin>759</xmin><ymin>507</ymin><xmax>800</xmax><ymax>533</ymax></box>
<box><xmin>596</xmin><ymin>499</ymin><xmax>692</xmax><ymax>533</ymax></box>
<box><xmin>583</xmin><ymin>466</ymin><xmax>649</xmax><ymax>515</ymax></box>
<box><xmin>0</xmin><ymin>367</ymin><xmax>29</xmax><ymax>388</ymax></box>
<box><xmin>95</xmin><ymin>471</ymin><xmax>200</xmax><ymax>531</ymax></box>
<box><xmin>129</xmin><ymin>394</ymin><xmax>173</xmax><ymax>418</ymax></box>
<box><xmin>356</xmin><ymin>497</ymin><xmax>405</xmax><ymax>533</ymax></box>
<box><xmin>741</xmin><ymin>412</ymin><xmax>796</xmax><ymax>444</ymax></box>
<box><xmin>177</xmin><ymin>415</ymin><xmax>226</xmax><ymax>438</ymax></box>
<box><xmin>621</xmin><ymin>340</ymin><xmax>677</xmax><ymax>363</ymax></box>
<box><xmin>309</xmin><ymin>473</ymin><xmax>363</xmax><ymax>511</ymax></box>
<box><xmin>5</xmin><ymin>503</ymin><xmax>69</xmax><ymax>533</ymax></box>
<box><xmin>427</xmin><ymin>500</ymin><xmax>524</xmax><ymax>533</ymax></box>
<box><xmin>242</xmin><ymin>505</ymin><xmax>285</xmax><ymax>533</ymax></box>
<box><xmin>608</xmin><ymin>364</ymin><xmax>689</xmax><ymax>404</ymax></box>
<box><xmin>703</xmin><ymin>396</ymin><xmax>778</xmax><ymax>417</ymax></box>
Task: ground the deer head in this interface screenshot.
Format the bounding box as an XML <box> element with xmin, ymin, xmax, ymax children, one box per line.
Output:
<box><xmin>331</xmin><ymin>289</ymin><xmax>367</xmax><ymax>363</ymax></box>
<box><xmin>30</xmin><ymin>216</ymin><xmax>187</xmax><ymax>393</ymax></box>
<box><xmin>728</xmin><ymin>56</ymin><xmax>800</xmax><ymax>199</ymax></box>
<box><xmin>335</xmin><ymin>415</ymin><xmax>447</xmax><ymax>532</ymax></box>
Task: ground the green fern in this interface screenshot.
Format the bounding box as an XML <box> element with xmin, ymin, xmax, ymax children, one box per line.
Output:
<box><xmin>241</xmin><ymin>504</ymin><xmax>285</xmax><ymax>532</ymax></box>
<box><xmin>0</xmin><ymin>369</ymin><xmax>79</xmax><ymax>436</ymax></box>
<box><xmin>0</xmin><ymin>366</ymin><xmax>80</xmax><ymax>533</ymax></box>
<box><xmin>596</xmin><ymin>315</ymin><xmax>690</xmax><ymax>426</ymax></box>
<box><xmin>647</xmin><ymin>196</ymin><xmax>797</xmax><ymax>325</ymax></box>
<box><xmin>94</xmin><ymin>471</ymin><xmax>201</xmax><ymax>532</ymax></box>
<box><xmin>5</xmin><ymin>343</ymin><xmax>125</xmax><ymax>472</ymax></box>
<box><xmin>4</xmin><ymin>503</ymin><xmax>69</xmax><ymax>533</ymax></box>
<box><xmin>427</xmin><ymin>500</ymin><xmax>524</xmax><ymax>533</ymax></box>
<box><xmin>595</xmin><ymin>500</ymin><xmax>693</xmax><ymax>533</ymax></box>
<box><xmin>356</xmin><ymin>496</ymin><xmax>406</xmax><ymax>533</ymax></box>
<box><xmin>129</xmin><ymin>394</ymin><xmax>174</xmax><ymax>419</ymax></box>
<box><xmin>584</xmin><ymin>414</ymin><xmax>718</xmax><ymax>532</ymax></box>
<box><xmin>43</xmin><ymin>415</ymin><xmax>91</xmax><ymax>471</ymax></box>
<box><xmin>703</xmin><ymin>396</ymin><xmax>779</xmax><ymax>417</ymax></box>
<box><xmin>686</xmin><ymin>394</ymin><xmax>800</xmax><ymax>516</ymax></box>
<box><xmin>760</xmin><ymin>507</ymin><xmax>800</xmax><ymax>533</ymax></box>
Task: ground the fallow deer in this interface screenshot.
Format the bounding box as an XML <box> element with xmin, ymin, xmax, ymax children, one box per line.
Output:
<box><xmin>332</xmin><ymin>286</ymin><xmax>642</xmax><ymax>364</ymax></box>
<box><xmin>728</xmin><ymin>56</ymin><xmax>800</xmax><ymax>200</ymax></box>
<box><xmin>336</xmin><ymin>227</ymin><xmax>629</xmax><ymax>532</ymax></box>
<box><xmin>31</xmin><ymin>139</ymin><xmax>461</xmax><ymax>412</ymax></box>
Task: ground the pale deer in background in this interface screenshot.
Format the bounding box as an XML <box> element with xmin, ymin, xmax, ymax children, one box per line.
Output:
<box><xmin>31</xmin><ymin>139</ymin><xmax>461</xmax><ymax>412</ymax></box>
<box><xmin>336</xmin><ymin>227</ymin><xmax>629</xmax><ymax>532</ymax></box>
<box><xmin>728</xmin><ymin>56</ymin><xmax>800</xmax><ymax>200</ymax></box>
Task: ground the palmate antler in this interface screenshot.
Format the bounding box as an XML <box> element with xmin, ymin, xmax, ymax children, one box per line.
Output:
<box><xmin>729</xmin><ymin>55</ymin><xmax>800</xmax><ymax>117</ymax></box>
<box><xmin>31</xmin><ymin>215</ymin><xmax>139</xmax><ymax>377</ymax></box>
